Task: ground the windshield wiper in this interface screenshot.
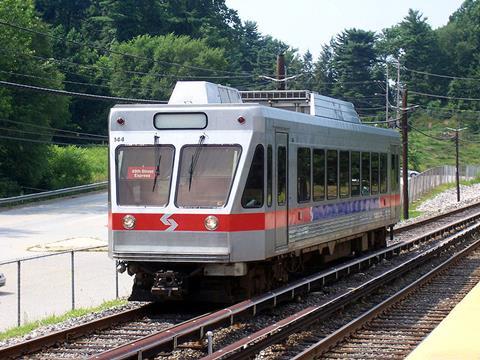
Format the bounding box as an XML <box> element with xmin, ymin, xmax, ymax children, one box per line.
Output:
<box><xmin>188</xmin><ymin>135</ymin><xmax>206</xmax><ymax>191</ymax></box>
<box><xmin>152</xmin><ymin>135</ymin><xmax>162</xmax><ymax>192</ymax></box>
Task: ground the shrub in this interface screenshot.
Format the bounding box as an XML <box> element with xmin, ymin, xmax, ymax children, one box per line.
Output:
<box><xmin>44</xmin><ymin>145</ymin><xmax>94</xmax><ymax>189</ymax></box>
<box><xmin>0</xmin><ymin>178</ymin><xmax>21</xmax><ymax>197</ymax></box>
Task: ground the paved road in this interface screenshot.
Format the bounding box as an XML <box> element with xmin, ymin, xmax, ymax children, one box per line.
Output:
<box><xmin>0</xmin><ymin>192</ymin><xmax>132</xmax><ymax>331</ymax></box>
<box><xmin>0</xmin><ymin>191</ymin><xmax>109</xmax><ymax>261</ymax></box>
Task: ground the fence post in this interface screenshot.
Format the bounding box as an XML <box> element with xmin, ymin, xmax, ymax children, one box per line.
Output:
<box><xmin>115</xmin><ymin>263</ymin><xmax>119</xmax><ymax>299</ymax></box>
<box><xmin>17</xmin><ymin>260</ymin><xmax>21</xmax><ymax>326</ymax></box>
<box><xmin>71</xmin><ymin>251</ymin><xmax>75</xmax><ymax>310</ymax></box>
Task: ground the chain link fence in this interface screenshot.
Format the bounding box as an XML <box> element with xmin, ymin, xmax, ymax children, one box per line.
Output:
<box><xmin>407</xmin><ymin>165</ymin><xmax>480</xmax><ymax>204</ymax></box>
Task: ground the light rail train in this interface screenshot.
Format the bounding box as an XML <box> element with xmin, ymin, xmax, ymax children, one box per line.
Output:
<box><xmin>108</xmin><ymin>82</ymin><xmax>401</xmax><ymax>301</ymax></box>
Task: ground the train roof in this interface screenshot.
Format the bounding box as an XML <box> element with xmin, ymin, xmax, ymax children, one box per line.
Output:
<box><xmin>113</xmin><ymin>81</ymin><xmax>398</xmax><ymax>138</ymax></box>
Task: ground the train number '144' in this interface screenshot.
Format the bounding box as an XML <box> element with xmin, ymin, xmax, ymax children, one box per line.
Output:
<box><xmin>114</xmin><ymin>137</ymin><xmax>125</xmax><ymax>142</ymax></box>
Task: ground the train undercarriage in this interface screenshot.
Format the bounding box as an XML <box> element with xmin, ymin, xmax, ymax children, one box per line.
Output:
<box><xmin>121</xmin><ymin>227</ymin><xmax>388</xmax><ymax>303</ymax></box>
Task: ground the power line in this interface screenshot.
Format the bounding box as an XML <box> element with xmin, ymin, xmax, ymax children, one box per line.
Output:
<box><xmin>0</xmin><ymin>118</ymin><xmax>107</xmax><ymax>138</ymax></box>
<box><xmin>409</xmin><ymin>124</ymin><xmax>449</xmax><ymax>142</ymax></box>
<box><xmin>0</xmin><ymin>134</ymin><xmax>105</xmax><ymax>146</ymax></box>
<box><xmin>0</xmin><ymin>69</ymin><xmax>113</xmax><ymax>91</ymax></box>
<box><xmin>414</xmin><ymin>104</ymin><xmax>480</xmax><ymax>114</ymax></box>
<box><xmin>410</xmin><ymin>90</ymin><xmax>480</xmax><ymax>102</ymax></box>
<box><xmin>0</xmin><ymin>126</ymin><xmax>106</xmax><ymax>142</ymax></box>
<box><xmin>0</xmin><ymin>80</ymin><xmax>166</xmax><ymax>103</ymax></box>
<box><xmin>403</xmin><ymin>66</ymin><xmax>480</xmax><ymax>82</ymax></box>
<box><xmin>0</xmin><ymin>19</ymin><xmax>251</xmax><ymax>77</ymax></box>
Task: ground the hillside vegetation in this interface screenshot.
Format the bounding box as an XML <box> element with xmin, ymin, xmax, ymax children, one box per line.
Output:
<box><xmin>0</xmin><ymin>0</ymin><xmax>479</xmax><ymax>196</ymax></box>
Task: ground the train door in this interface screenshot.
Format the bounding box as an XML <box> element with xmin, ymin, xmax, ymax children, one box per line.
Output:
<box><xmin>275</xmin><ymin>132</ymin><xmax>288</xmax><ymax>249</ymax></box>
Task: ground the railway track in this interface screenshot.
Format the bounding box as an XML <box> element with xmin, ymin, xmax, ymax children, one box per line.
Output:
<box><xmin>1</xmin><ymin>202</ymin><xmax>480</xmax><ymax>359</ymax></box>
<box><xmin>293</xmin><ymin>236</ymin><xmax>480</xmax><ymax>359</ymax></box>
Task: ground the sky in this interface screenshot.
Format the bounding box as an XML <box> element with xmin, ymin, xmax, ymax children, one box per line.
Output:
<box><xmin>225</xmin><ymin>0</ymin><xmax>465</xmax><ymax>58</ymax></box>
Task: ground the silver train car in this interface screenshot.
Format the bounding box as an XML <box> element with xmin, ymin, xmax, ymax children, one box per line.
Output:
<box><xmin>108</xmin><ymin>82</ymin><xmax>401</xmax><ymax>301</ymax></box>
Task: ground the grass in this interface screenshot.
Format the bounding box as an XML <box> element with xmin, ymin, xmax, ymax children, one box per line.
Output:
<box><xmin>408</xmin><ymin>113</ymin><xmax>480</xmax><ymax>172</ymax></box>
<box><xmin>0</xmin><ymin>298</ymin><xmax>127</xmax><ymax>341</ymax></box>
<box><xmin>83</xmin><ymin>146</ymin><xmax>108</xmax><ymax>183</ymax></box>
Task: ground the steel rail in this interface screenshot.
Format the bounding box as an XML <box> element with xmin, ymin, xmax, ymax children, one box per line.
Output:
<box><xmin>0</xmin><ymin>181</ymin><xmax>107</xmax><ymax>206</ymax></box>
<box><xmin>292</xmin><ymin>230</ymin><xmax>480</xmax><ymax>360</ymax></box>
<box><xmin>89</xmin><ymin>211</ymin><xmax>480</xmax><ymax>360</ymax></box>
<box><xmin>202</xmin><ymin>222</ymin><xmax>480</xmax><ymax>360</ymax></box>
<box><xmin>393</xmin><ymin>200</ymin><xmax>480</xmax><ymax>234</ymax></box>
<box><xmin>0</xmin><ymin>303</ymin><xmax>155</xmax><ymax>359</ymax></box>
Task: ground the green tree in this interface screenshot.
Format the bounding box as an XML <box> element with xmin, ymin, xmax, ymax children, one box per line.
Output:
<box><xmin>329</xmin><ymin>29</ymin><xmax>383</xmax><ymax>114</ymax></box>
<box><xmin>0</xmin><ymin>0</ymin><xmax>70</xmax><ymax>196</ymax></box>
<box><xmin>313</xmin><ymin>43</ymin><xmax>335</xmax><ymax>96</ymax></box>
<box><xmin>107</xmin><ymin>34</ymin><xmax>227</xmax><ymax>100</ymax></box>
<box><xmin>379</xmin><ymin>9</ymin><xmax>447</xmax><ymax>104</ymax></box>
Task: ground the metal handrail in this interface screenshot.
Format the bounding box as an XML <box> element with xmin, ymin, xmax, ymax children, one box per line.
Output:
<box><xmin>0</xmin><ymin>245</ymin><xmax>107</xmax><ymax>266</ymax></box>
<box><xmin>0</xmin><ymin>181</ymin><xmax>107</xmax><ymax>206</ymax></box>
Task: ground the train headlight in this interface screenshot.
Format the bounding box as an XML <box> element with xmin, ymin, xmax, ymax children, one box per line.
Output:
<box><xmin>204</xmin><ymin>215</ymin><xmax>219</xmax><ymax>231</ymax></box>
<box><xmin>122</xmin><ymin>215</ymin><xmax>136</xmax><ymax>230</ymax></box>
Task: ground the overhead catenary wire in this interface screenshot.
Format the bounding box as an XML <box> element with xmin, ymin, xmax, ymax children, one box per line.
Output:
<box><xmin>408</xmin><ymin>124</ymin><xmax>450</xmax><ymax>142</ymax></box>
<box><xmin>409</xmin><ymin>90</ymin><xmax>480</xmax><ymax>102</ymax></box>
<box><xmin>0</xmin><ymin>118</ymin><xmax>107</xmax><ymax>138</ymax></box>
<box><xmin>0</xmin><ymin>80</ymin><xmax>166</xmax><ymax>103</ymax></box>
<box><xmin>0</xmin><ymin>134</ymin><xmax>105</xmax><ymax>146</ymax></box>
<box><xmin>403</xmin><ymin>66</ymin><xmax>480</xmax><ymax>82</ymax></box>
<box><xmin>0</xmin><ymin>126</ymin><xmax>107</xmax><ymax>142</ymax></box>
<box><xmin>0</xmin><ymin>19</ymin><xmax>252</xmax><ymax>77</ymax></box>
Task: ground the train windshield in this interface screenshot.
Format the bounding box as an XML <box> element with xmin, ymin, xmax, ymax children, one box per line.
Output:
<box><xmin>176</xmin><ymin>145</ymin><xmax>241</xmax><ymax>208</ymax></box>
<box><xmin>116</xmin><ymin>146</ymin><xmax>174</xmax><ymax>206</ymax></box>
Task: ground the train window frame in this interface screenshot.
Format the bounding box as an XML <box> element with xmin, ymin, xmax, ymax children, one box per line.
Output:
<box><xmin>327</xmin><ymin>149</ymin><xmax>338</xmax><ymax>200</ymax></box>
<box><xmin>241</xmin><ymin>144</ymin><xmax>265</xmax><ymax>209</ymax></box>
<box><xmin>339</xmin><ymin>150</ymin><xmax>350</xmax><ymax>198</ymax></box>
<box><xmin>380</xmin><ymin>153</ymin><xmax>388</xmax><ymax>194</ymax></box>
<box><xmin>361</xmin><ymin>152</ymin><xmax>371</xmax><ymax>196</ymax></box>
<box><xmin>371</xmin><ymin>152</ymin><xmax>380</xmax><ymax>195</ymax></box>
<box><xmin>313</xmin><ymin>148</ymin><xmax>326</xmax><ymax>202</ymax></box>
<box><xmin>277</xmin><ymin>145</ymin><xmax>287</xmax><ymax>206</ymax></box>
<box><xmin>297</xmin><ymin>147</ymin><xmax>311</xmax><ymax>203</ymax></box>
<box><xmin>267</xmin><ymin>145</ymin><xmax>273</xmax><ymax>207</ymax></box>
<box><xmin>153</xmin><ymin>112</ymin><xmax>208</xmax><ymax>130</ymax></box>
<box><xmin>175</xmin><ymin>143</ymin><xmax>242</xmax><ymax>208</ymax></box>
<box><xmin>115</xmin><ymin>144</ymin><xmax>175</xmax><ymax>207</ymax></box>
<box><xmin>351</xmin><ymin>151</ymin><xmax>361</xmax><ymax>197</ymax></box>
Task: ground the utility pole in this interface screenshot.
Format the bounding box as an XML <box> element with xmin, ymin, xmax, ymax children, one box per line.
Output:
<box><xmin>395</xmin><ymin>58</ymin><xmax>401</xmax><ymax>124</ymax></box>
<box><xmin>446</xmin><ymin>126</ymin><xmax>467</xmax><ymax>202</ymax></box>
<box><xmin>277</xmin><ymin>53</ymin><xmax>286</xmax><ymax>90</ymax></box>
<box><xmin>385</xmin><ymin>63</ymin><xmax>389</xmax><ymax>123</ymax></box>
<box><xmin>401</xmin><ymin>88</ymin><xmax>409</xmax><ymax>220</ymax></box>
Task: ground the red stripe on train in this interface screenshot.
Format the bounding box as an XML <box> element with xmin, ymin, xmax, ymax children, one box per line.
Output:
<box><xmin>111</xmin><ymin>212</ymin><xmax>266</xmax><ymax>232</ymax></box>
<box><xmin>111</xmin><ymin>194</ymin><xmax>401</xmax><ymax>232</ymax></box>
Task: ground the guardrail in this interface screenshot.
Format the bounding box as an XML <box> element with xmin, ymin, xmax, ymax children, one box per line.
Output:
<box><xmin>0</xmin><ymin>181</ymin><xmax>108</xmax><ymax>206</ymax></box>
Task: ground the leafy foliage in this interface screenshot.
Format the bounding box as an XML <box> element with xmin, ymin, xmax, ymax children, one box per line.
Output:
<box><xmin>1</xmin><ymin>0</ymin><xmax>480</xmax><ymax>195</ymax></box>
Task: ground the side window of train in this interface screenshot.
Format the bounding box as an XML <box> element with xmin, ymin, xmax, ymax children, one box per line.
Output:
<box><xmin>390</xmin><ymin>154</ymin><xmax>396</xmax><ymax>192</ymax></box>
<box><xmin>241</xmin><ymin>145</ymin><xmax>264</xmax><ymax>208</ymax></box>
<box><xmin>380</xmin><ymin>153</ymin><xmax>388</xmax><ymax>193</ymax></box>
<box><xmin>395</xmin><ymin>154</ymin><xmax>400</xmax><ymax>190</ymax></box>
<box><xmin>277</xmin><ymin>146</ymin><xmax>287</xmax><ymax>205</ymax></box>
<box><xmin>297</xmin><ymin>147</ymin><xmax>311</xmax><ymax>203</ymax></box>
<box><xmin>390</xmin><ymin>153</ymin><xmax>400</xmax><ymax>191</ymax></box>
<box><xmin>361</xmin><ymin>152</ymin><xmax>371</xmax><ymax>195</ymax></box>
<box><xmin>351</xmin><ymin>151</ymin><xmax>360</xmax><ymax>196</ymax></box>
<box><xmin>371</xmin><ymin>153</ymin><xmax>379</xmax><ymax>195</ymax></box>
<box><xmin>339</xmin><ymin>151</ymin><xmax>350</xmax><ymax>198</ymax></box>
<box><xmin>313</xmin><ymin>149</ymin><xmax>325</xmax><ymax>201</ymax></box>
<box><xmin>267</xmin><ymin>145</ymin><xmax>272</xmax><ymax>207</ymax></box>
<box><xmin>327</xmin><ymin>150</ymin><xmax>338</xmax><ymax>200</ymax></box>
